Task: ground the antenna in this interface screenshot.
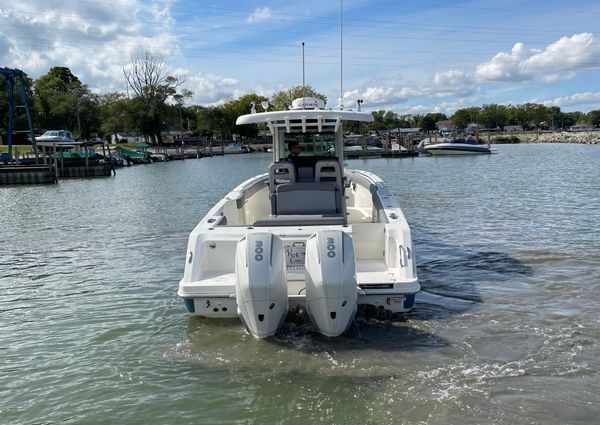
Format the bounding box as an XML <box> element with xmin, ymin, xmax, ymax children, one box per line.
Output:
<box><xmin>302</xmin><ymin>41</ymin><xmax>306</xmax><ymax>109</ymax></box>
<box><xmin>340</xmin><ymin>0</ymin><xmax>344</xmax><ymax>110</ymax></box>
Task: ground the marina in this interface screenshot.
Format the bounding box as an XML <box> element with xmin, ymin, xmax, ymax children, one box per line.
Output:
<box><xmin>2</xmin><ymin>0</ymin><xmax>600</xmax><ymax>422</ymax></box>
<box><xmin>1</xmin><ymin>144</ymin><xmax>598</xmax><ymax>424</ymax></box>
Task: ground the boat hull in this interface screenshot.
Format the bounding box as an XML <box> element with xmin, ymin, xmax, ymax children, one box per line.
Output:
<box><xmin>178</xmin><ymin>169</ymin><xmax>420</xmax><ymax>333</ymax></box>
<box><xmin>424</xmin><ymin>143</ymin><xmax>491</xmax><ymax>155</ymax></box>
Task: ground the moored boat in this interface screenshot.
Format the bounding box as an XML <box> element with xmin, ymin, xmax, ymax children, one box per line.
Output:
<box><xmin>34</xmin><ymin>130</ymin><xmax>81</xmax><ymax>148</ymax></box>
<box><xmin>423</xmin><ymin>137</ymin><xmax>491</xmax><ymax>155</ymax></box>
<box><xmin>178</xmin><ymin>97</ymin><xmax>420</xmax><ymax>338</ymax></box>
<box><xmin>223</xmin><ymin>143</ymin><xmax>249</xmax><ymax>154</ymax></box>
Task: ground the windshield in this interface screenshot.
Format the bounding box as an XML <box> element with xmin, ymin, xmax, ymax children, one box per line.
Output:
<box><xmin>278</xmin><ymin>129</ymin><xmax>337</xmax><ymax>160</ymax></box>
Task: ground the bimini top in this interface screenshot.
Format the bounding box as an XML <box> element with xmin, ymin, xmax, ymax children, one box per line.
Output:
<box><xmin>236</xmin><ymin>97</ymin><xmax>373</xmax><ymax>134</ymax></box>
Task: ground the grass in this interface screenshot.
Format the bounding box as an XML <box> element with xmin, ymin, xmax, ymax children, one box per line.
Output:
<box><xmin>0</xmin><ymin>145</ymin><xmax>36</xmax><ymax>154</ymax></box>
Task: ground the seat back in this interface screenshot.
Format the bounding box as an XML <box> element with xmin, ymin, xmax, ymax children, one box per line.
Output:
<box><xmin>276</xmin><ymin>183</ymin><xmax>340</xmax><ymax>215</ymax></box>
<box><xmin>268</xmin><ymin>162</ymin><xmax>296</xmax><ymax>192</ymax></box>
<box><xmin>315</xmin><ymin>160</ymin><xmax>342</xmax><ymax>189</ymax></box>
<box><xmin>297</xmin><ymin>166</ymin><xmax>314</xmax><ymax>182</ymax></box>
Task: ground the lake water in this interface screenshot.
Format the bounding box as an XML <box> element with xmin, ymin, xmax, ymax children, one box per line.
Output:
<box><xmin>1</xmin><ymin>144</ymin><xmax>599</xmax><ymax>424</ymax></box>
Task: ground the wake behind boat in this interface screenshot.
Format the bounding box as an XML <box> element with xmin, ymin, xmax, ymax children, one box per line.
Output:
<box><xmin>178</xmin><ymin>97</ymin><xmax>420</xmax><ymax>338</ymax></box>
<box><xmin>422</xmin><ymin>136</ymin><xmax>491</xmax><ymax>155</ymax></box>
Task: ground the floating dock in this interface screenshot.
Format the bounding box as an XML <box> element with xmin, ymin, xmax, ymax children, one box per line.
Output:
<box><xmin>0</xmin><ymin>164</ymin><xmax>55</xmax><ymax>184</ymax></box>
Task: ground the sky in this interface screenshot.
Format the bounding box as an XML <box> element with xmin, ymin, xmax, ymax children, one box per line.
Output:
<box><xmin>1</xmin><ymin>0</ymin><xmax>600</xmax><ymax>115</ymax></box>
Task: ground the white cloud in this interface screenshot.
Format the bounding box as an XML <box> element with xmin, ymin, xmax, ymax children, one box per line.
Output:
<box><xmin>537</xmin><ymin>92</ymin><xmax>600</xmax><ymax>108</ymax></box>
<box><xmin>246</xmin><ymin>7</ymin><xmax>273</xmax><ymax>24</ymax></box>
<box><xmin>0</xmin><ymin>0</ymin><xmax>179</xmax><ymax>92</ymax></box>
<box><xmin>175</xmin><ymin>70</ymin><xmax>241</xmax><ymax>105</ymax></box>
<box><xmin>476</xmin><ymin>33</ymin><xmax>600</xmax><ymax>83</ymax></box>
<box><xmin>341</xmin><ymin>86</ymin><xmax>407</xmax><ymax>107</ymax></box>
<box><xmin>431</xmin><ymin>70</ymin><xmax>476</xmax><ymax>97</ymax></box>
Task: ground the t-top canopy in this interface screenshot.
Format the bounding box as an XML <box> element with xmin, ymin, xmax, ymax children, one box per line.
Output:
<box><xmin>236</xmin><ymin>109</ymin><xmax>374</xmax><ymax>134</ymax></box>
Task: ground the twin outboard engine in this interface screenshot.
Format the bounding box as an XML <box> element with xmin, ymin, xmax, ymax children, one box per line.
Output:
<box><xmin>305</xmin><ymin>230</ymin><xmax>358</xmax><ymax>337</ymax></box>
<box><xmin>235</xmin><ymin>233</ymin><xmax>288</xmax><ymax>338</ymax></box>
<box><xmin>235</xmin><ymin>230</ymin><xmax>358</xmax><ymax>338</ymax></box>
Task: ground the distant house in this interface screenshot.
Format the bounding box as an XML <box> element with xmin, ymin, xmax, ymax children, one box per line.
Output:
<box><xmin>569</xmin><ymin>124</ymin><xmax>597</xmax><ymax>131</ymax></box>
<box><xmin>111</xmin><ymin>131</ymin><xmax>142</xmax><ymax>144</ymax></box>
<box><xmin>436</xmin><ymin>120</ymin><xmax>456</xmax><ymax>132</ymax></box>
<box><xmin>504</xmin><ymin>125</ymin><xmax>523</xmax><ymax>132</ymax></box>
<box><xmin>390</xmin><ymin>127</ymin><xmax>421</xmax><ymax>135</ymax></box>
<box><xmin>466</xmin><ymin>123</ymin><xmax>484</xmax><ymax>134</ymax></box>
<box><xmin>166</xmin><ymin>130</ymin><xmax>194</xmax><ymax>143</ymax></box>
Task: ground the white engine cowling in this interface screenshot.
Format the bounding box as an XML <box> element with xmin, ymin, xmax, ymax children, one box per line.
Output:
<box><xmin>305</xmin><ymin>230</ymin><xmax>357</xmax><ymax>337</ymax></box>
<box><xmin>235</xmin><ymin>233</ymin><xmax>288</xmax><ymax>338</ymax></box>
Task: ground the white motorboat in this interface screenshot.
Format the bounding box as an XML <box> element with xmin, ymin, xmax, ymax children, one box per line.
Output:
<box><xmin>223</xmin><ymin>143</ymin><xmax>249</xmax><ymax>154</ymax></box>
<box><xmin>34</xmin><ymin>130</ymin><xmax>81</xmax><ymax>148</ymax></box>
<box><xmin>178</xmin><ymin>97</ymin><xmax>420</xmax><ymax>338</ymax></box>
<box><xmin>423</xmin><ymin>137</ymin><xmax>491</xmax><ymax>155</ymax></box>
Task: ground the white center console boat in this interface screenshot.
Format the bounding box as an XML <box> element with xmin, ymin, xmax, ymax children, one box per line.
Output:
<box><xmin>178</xmin><ymin>97</ymin><xmax>420</xmax><ymax>338</ymax></box>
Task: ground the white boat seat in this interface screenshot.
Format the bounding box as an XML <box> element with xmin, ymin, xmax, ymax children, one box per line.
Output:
<box><xmin>253</xmin><ymin>215</ymin><xmax>346</xmax><ymax>226</ymax></box>
<box><xmin>275</xmin><ymin>182</ymin><xmax>341</xmax><ymax>215</ymax></box>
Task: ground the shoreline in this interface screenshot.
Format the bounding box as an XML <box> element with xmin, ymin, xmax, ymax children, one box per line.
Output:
<box><xmin>488</xmin><ymin>131</ymin><xmax>600</xmax><ymax>144</ymax></box>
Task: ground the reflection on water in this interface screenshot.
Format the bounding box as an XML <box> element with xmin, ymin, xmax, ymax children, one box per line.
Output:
<box><xmin>1</xmin><ymin>145</ymin><xmax>599</xmax><ymax>424</ymax></box>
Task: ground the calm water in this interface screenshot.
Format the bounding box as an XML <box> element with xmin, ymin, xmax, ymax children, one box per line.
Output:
<box><xmin>1</xmin><ymin>144</ymin><xmax>599</xmax><ymax>424</ymax></box>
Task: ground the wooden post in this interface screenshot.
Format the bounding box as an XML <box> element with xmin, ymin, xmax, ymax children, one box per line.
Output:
<box><xmin>386</xmin><ymin>130</ymin><xmax>391</xmax><ymax>154</ymax></box>
<box><xmin>60</xmin><ymin>147</ymin><xmax>64</xmax><ymax>176</ymax></box>
<box><xmin>105</xmin><ymin>142</ymin><xmax>116</xmax><ymax>175</ymax></box>
<box><xmin>85</xmin><ymin>145</ymin><xmax>89</xmax><ymax>175</ymax></box>
<box><xmin>53</xmin><ymin>143</ymin><xmax>58</xmax><ymax>181</ymax></box>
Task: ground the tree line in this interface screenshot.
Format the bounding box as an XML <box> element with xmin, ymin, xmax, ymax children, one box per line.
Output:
<box><xmin>2</xmin><ymin>54</ymin><xmax>599</xmax><ymax>144</ymax></box>
<box><xmin>350</xmin><ymin>104</ymin><xmax>600</xmax><ymax>134</ymax></box>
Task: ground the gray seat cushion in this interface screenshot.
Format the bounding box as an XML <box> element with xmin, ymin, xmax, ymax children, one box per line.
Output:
<box><xmin>276</xmin><ymin>183</ymin><xmax>339</xmax><ymax>215</ymax></box>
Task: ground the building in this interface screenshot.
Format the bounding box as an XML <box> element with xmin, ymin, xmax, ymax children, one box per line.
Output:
<box><xmin>436</xmin><ymin>120</ymin><xmax>456</xmax><ymax>132</ymax></box>
<box><xmin>466</xmin><ymin>123</ymin><xmax>485</xmax><ymax>134</ymax></box>
<box><xmin>569</xmin><ymin>124</ymin><xmax>597</xmax><ymax>131</ymax></box>
<box><xmin>110</xmin><ymin>131</ymin><xmax>142</xmax><ymax>144</ymax></box>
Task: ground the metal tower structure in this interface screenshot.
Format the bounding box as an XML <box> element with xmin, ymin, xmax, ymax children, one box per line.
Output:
<box><xmin>1</xmin><ymin>67</ymin><xmax>37</xmax><ymax>160</ymax></box>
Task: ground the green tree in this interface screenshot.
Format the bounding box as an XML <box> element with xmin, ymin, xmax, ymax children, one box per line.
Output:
<box><xmin>270</xmin><ymin>85</ymin><xmax>327</xmax><ymax>111</ymax></box>
<box><xmin>33</xmin><ymin>66</ymin><xmax>87</xmax><ymax>133</ymax></box>
<box><xmin>479</xmin><ymin>104</ymin><xmax>508</xmax><ymax>129</ymax></box>
<box><xmin>586</xmin><ymin>110</ymin><xmax>600</xmax><ymax>126</ymax></box>
<box><xmin>451</xmin><ymin>107</ymin><xmax>481</xmax><ymax>129</ymax></box>
<box><xmin>122</xmin><ymin>51</ymin><xmax>185</xmax><ymax>143</ymax></box>
<box><xmin>418</xmin><ymin>113</ymin><xmax>445</xmax><ymax>132</ymax></box>
<box><xmin>99</xmin><ymin>92</ymin><xmax>135</xmax><ymax>142</ymax></box>
<box><xmin>222</xmin><ymin>93</ymin><xmax>269</xmax><ymax>138</ymax></box>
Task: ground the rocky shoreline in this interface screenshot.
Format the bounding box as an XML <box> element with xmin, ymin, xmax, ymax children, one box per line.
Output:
<box><xmin>490</xmin><ymin>131</ymin><xmax>600</xmax><ymax>144</ymax></box>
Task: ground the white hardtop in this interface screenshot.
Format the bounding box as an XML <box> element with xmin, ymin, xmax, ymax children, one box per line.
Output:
<box><xmin>236</xmin><ymin>108</ymin><xmax>373</xmax><ymax>129</ymax></box>
<box><xmin>236</xmin><ymin>97</ymin><xmax>373</xmax><ymax>162</ymax></box>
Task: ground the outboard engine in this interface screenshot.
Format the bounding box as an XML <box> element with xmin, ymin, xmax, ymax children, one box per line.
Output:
<box><xmin>305</xmin><ymin>230</ymin><xmax>357</xmax><ymax>337</ymax></box>
<box><xmin>235</xmin><ymin>233</ymin><xmax>288</xmax><ymax>338</ymax></box>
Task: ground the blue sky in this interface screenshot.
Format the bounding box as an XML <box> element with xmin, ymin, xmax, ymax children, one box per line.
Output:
<box><xmin>2</xmin><ymin>0</ymin><xmax>600</xmax><ymax>114</ymax></box>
